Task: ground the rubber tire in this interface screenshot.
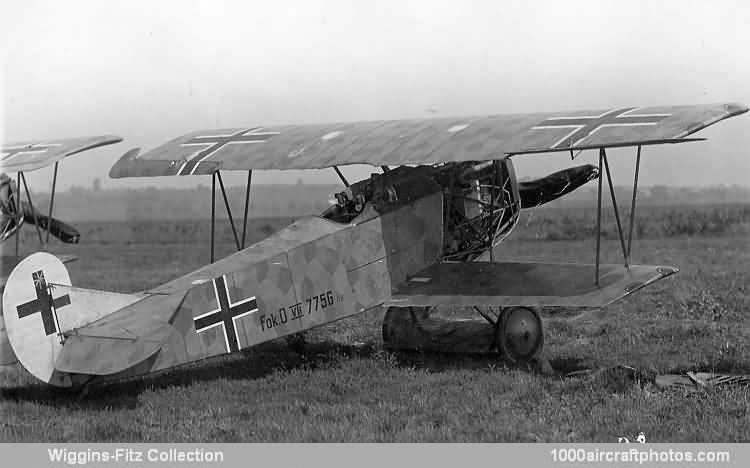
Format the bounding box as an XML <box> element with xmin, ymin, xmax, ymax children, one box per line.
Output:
<box><xmin>496</xmin><ymin>306</ymin><xmax>544</xmax><ymax>363</ymax></box>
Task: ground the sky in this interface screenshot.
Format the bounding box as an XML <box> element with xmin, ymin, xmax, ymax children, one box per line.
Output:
<box><xmin>1</xmin><ymin>0</ymin><xmax>749</xmax><ymax>191</ymax></box>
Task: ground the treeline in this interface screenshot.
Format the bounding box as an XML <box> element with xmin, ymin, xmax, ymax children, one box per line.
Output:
<box><xmin>37</xmin><ymin>184</ymin><xmax>343</xmax><ymax>222</ymax></box>
<box><xmin>542</xmin><ymin>184</ymin><xmax>750</xmax><ymax>208</ymax></box>
<box><xmin>519</xmin><ymin>203</ymin><xmax>750</xmax><ymax>240</ymax></box>
<box><xmin>24</xmin><ymin>183</ymin><xmax>750</xmax><ymax>222</ymax></box>
<box><xmin>14</xmin><ymin>204</ymin><xmax>749</xmax><ymax>246</ymax></box>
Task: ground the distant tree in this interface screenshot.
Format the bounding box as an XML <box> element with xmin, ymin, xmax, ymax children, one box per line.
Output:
<box><xmin>92</xmin><ymin>178</ymin><xmax>102</xmax><ymax>192</ymax></box>
<box><xmin>650</xmin><ymin>185</ymin><xmax>669</xmax><ymax>204</ymax></box>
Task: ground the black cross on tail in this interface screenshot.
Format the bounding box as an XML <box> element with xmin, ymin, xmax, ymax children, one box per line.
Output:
<box><xmin>532</xmin><ymin>107</ymin><xmax>672</xmax><ymax>149</ymax></box>
<box><xmin>193</xmin><ymin>275</ymin><xmax>258</xmax><ymax>352</ymax></box>
<box><xmin>177</xmin><ymin>128</ymin><xmax>279</xmax><ymax>175</ymax></box>
<box><xmin>16</xmin><ymin>270</ymin><xmax>71</xmax><ymax>336</ymax></box>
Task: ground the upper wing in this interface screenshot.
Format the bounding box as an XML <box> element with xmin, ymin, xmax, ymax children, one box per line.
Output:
<box><xmin>1</xmin><ymin>135</ymin><xmax>123</xmax><ymax>173</ymax></box>
<box><xmin>110</xmin><ymin>103</ymin><xmax>747</xmax><ymax>177</ymax></box>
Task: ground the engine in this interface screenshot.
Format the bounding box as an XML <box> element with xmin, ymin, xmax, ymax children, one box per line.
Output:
<box><xmin>321</xmin><ymin>160</ymin><xmax>521</xmax><ymax>261</ymax></box>
<box><xmin>438</xmin><ymin>160</ymin><xmax>521</xmax><ymax>260</ymax></box>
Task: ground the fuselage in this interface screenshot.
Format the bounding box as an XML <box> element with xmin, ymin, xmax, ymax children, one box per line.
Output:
<box><xmin>2</xmin><ymin>160</ymin><xmax>522</xmax><ymax>385</ymax></box>
<box><xmin>53</xmin><ymin>161</ymin><xmax>520</xmax><ymax>384</ymax></box>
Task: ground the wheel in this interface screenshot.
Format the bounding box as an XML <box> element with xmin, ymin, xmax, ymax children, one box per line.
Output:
<box><xmin>496</xmin><ymin>306</ymin><xmax>544</xmax><ymax>363</ymax></box>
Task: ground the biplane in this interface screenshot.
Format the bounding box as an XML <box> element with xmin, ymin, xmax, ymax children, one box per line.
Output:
<box><xmin>1</xmin><ymin>103</ymin><xmax>746</xmax><ymax>388</ymax></box>
<box><xmin>0</xmin><ymin>135</ymin><xmax>123</xmax><ymax>367</ymax></box>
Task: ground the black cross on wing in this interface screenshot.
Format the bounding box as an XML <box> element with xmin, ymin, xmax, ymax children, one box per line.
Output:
<box><xmin>532</xmin><ymin>107</ymin><xmax>672</xmax><ymax>149</ymax></box>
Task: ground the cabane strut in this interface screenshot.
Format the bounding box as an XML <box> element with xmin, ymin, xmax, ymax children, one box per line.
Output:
<box><xmin>10</xmin><ymin>164</ymin><xmax>62</xmax><ymax>256</ymax></box>
<box><xmin>208</xmin><ymin>169</ymin><xmax>255</xmax><ymax>263</ymax></box>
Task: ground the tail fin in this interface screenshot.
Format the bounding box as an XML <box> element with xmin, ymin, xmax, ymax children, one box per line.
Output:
<box><xmin>2</xmin><ymin>252</ymin><xmax>140</xmax><ymax>386</ymax></box>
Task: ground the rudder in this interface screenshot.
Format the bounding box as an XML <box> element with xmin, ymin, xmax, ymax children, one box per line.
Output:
<box><xmin>2</xmin><ymin>252</ymin><xmax>141</xmax><ymax>386</ymax></box>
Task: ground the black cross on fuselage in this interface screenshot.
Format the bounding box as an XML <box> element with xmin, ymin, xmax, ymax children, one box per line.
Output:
<box><xmin>532</xmin><ymin>107</ymin><xmax>671</xmax><ymax>149</ymax></box>
<box><xmin>193</xmin><ymin>275</ymin><xmax>258</xmax><ymax>353</ymax></box>
<box><xmin>16</xmin><ymin>270</ymin><xmax>71</xmax><ymax>336</ymax></box>
<box><xmin>177</xmin><ymin>128</ymin><xmax>279</xmax><ymax>176</ymax></box>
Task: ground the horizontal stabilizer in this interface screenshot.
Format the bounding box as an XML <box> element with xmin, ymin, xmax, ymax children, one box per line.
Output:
<box><xmin>386</xmin><ymin>261</ymin><xmax>678</xmax><ymax>308</ymax></box>
<box><xmin>54</xmin><ymin>292</ymin><xmax>185</xmax><ymax>376</ymax></box>
<box><xmin>54</xmin><ymin>318</ymin><xmax>173</xmax><ymax>376</ymax></box>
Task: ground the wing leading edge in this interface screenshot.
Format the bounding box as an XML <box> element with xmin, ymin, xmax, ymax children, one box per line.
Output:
<box><xmin>109</xmin><ymin>103</ymin><xmax>747</xmax><ymax>177</ymax></box>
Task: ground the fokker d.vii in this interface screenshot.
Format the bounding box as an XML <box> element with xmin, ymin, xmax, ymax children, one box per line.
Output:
<box><xmin>0</xmin><ymin>103</ymin><xmax>746</xmax><ymax>388</ymax></box>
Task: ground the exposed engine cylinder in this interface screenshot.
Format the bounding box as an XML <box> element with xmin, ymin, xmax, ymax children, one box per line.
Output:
<box><xmin>438</xmin><ymin>160</ymin><xmax>520</xmax><ymax>261</ymax></box>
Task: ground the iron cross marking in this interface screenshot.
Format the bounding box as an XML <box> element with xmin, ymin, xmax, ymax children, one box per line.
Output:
<box><xmin>177</xmin><ymin>127</ymin><xmax>280</xmax><ymax>175</ymax></box>
<box><xmin>16</xmin><ymin>270</ymin><xmax>71</xmax><ymax>336</ymax></box>
<box><xmin>193</xmin><ymin>275</ymin><xmax>258</xmax><ymax>353</ymax></box>
<box><xmin>532</xmin><ymin>107</ymin><xmax>672</xmax><ymax>149</ymax></box>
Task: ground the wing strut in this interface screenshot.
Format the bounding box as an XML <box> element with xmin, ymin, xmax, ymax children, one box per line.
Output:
<box><xmin>241</xmin><ymin>170</ymin><xmax>252</xmax><ymax>248</ymax></box>
<box><xmin>595</xmin><ymin>151</ymin><xmax>603</xmax><ymax>285</ymax></box>
<box><xmin>601</xmin><ymin>150</ymin><xmax>629</xmax><ymax>267</ymax></box>
<box><xmin>19</xmin><ymin>172</ymin><xmax>44</xmax><ymax>244</ymax></box>
<box><xmin>7</xmin><ymin>164</ymin><xmax>65</xmax><ymax>254</ymax></box>
<box><xmin>594</xmin><ymin>145</ymin><xmax>644</xmax><ymax>285</ymax></box>
<box><xmin>333</xmin><ymin>166</ymin><xmax>349</xmax><ymax>187</ymax></box>
<box><xmin>626</xmin><ymin>146</ymin><xmax>642</xmax><ymax>260</ymax></box>
<box><xmin>210</xmin><ymin>172</ymin><xmax>216</xmax><ymax>263</ymax></box>
<box><xmin>15</xmin><ymin>172</ymin><xmax>21</xmax><ymax>256</ymax></box>
<box><xmin>46</xmin><ymin>162</ymin><xmax>59</xmax><ymax>244</ymax></box>
<box><xmin>216</xmin><ymin>171</ymin><xmax>241</xmax><ymax>251</ymax></box>
<box><xmin>209</xmin><ymin>169</ymin><xmax>255</xmax><ymax>262</ymax></box>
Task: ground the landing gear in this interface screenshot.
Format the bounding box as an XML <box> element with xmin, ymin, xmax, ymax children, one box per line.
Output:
<box><xmin>495</xmin><ymin>306</ymin><xmax>544</xmax><ymax>363</ymax></box>
<box><xmin>381</xmin><ymin>305</ymin><xmax>546</xmax><ymax>367</ymax></box>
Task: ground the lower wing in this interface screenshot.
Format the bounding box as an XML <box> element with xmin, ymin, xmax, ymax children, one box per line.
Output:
<box><xmin>385</xmin><ymin>261</ymin><xmax>678</xmax><ymax>308</ymax></box>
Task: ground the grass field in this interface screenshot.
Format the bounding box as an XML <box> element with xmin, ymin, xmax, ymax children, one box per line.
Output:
<box><xmin>1</xmin><ymin>206</ymin><xmax>749</xmax><ymax>442</ymax></box>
